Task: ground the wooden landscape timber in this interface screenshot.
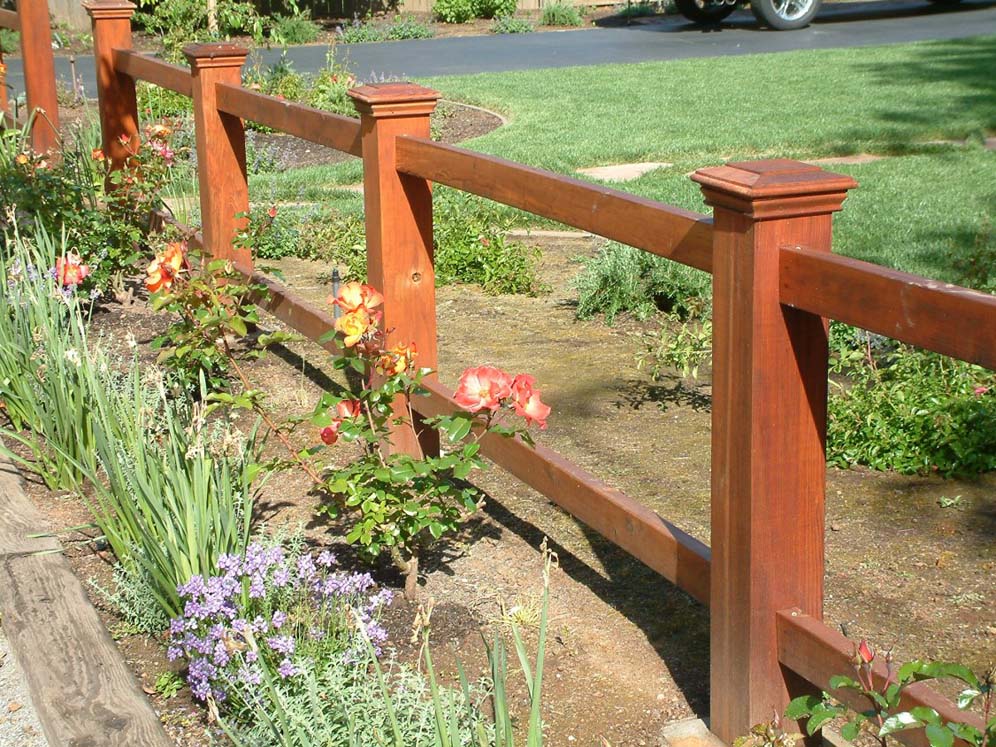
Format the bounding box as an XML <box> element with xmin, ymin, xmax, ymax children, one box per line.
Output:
<box><xmin>4</xmin><ymin>3</ymin><xmax>990</xmax><ymax>741</ymax></box>
<box><xmin>0</xmin><ymin>457</ymin><xmax>173</xmax><ymax>746</ymax></box>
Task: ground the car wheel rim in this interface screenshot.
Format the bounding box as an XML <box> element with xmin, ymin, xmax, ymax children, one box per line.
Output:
<box><xmin>771</xmin><ymin>0</ymin><xmax>813</xmax><ymax>20</ymax></box>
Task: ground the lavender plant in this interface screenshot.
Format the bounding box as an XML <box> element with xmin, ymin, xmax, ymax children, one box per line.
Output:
<box><xmin>167</xmin><ymin>541</ymin><xmax>391</xmax><ymax>708</ymax></box>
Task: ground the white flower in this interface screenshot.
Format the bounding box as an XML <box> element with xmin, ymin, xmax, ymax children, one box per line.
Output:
<box><xmin>64</xmin><ymin>349</ymin><xmax>81</xmax><ymax>367</ymax></box>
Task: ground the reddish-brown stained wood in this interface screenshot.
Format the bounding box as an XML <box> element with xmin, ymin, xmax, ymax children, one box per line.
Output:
<box><xmin>18</xmin><ymin>0</ymin><xmax>60</xmax><ymax>152</ymax></box>
<box><xmin>113</xmin><ymin>49</ymin><xmax>192</xmax><ymax>97</ymax></box>
<box><xmin>216</xmin><ymin>82</ymin><xmax>362</xmax><ymax>157</ymax></box>
<box><xmin>0</xmin><ymin>59</ymin><xmax>9</xmax><ymax>122</ymax></box>
<box><xmin>395</xmin><ymin>136</ymin><xmax>715</xmax><ymax>273</ymax></box>
<box><xmin>85</xmin><ymin>0</ymin><xmax>139</xmax><ymax>172</ymax></box>
<box><xmin>350</xmin><ymin>83</ymin><xmax>440</xmax><ymax>457</ymax></box>
<box><xmin>780</xmin><ymin>247</ymin><xmax>996</xmax><ymax>371</ymax></box>
<box><xmin>185</xmin><ymin>43</ymin><xmax>251</xmax><ymax>267</ymax></box>
<box><xmin>693</xmin><ymin>159</ymin><xmax>857</xmax><ymax>744</ymax></box>
<box><xmin>0</xmin><ymin>8</ymin><xmax>19</xmax><ymax>28</ymax></box>
<box><xmin>777</xmin><ymin>610</ymin><xmax>985</xmax><ymax>747</ymax></box>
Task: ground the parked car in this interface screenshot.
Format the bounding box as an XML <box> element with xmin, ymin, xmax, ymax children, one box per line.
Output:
<box><xmin>674</xmin><ymin>0</ymin><xmax>963</xmax><ymax>30</ymax></box>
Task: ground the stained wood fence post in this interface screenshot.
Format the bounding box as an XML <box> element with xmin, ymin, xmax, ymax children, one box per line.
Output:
<box><xmin>0</xmin><ymin>58</ymin><xmax>9</xmax><ymax>122</ymax></box>
<box><xmin>349</xmin><ymin>82</ymin><xmax>440</xmax><ymax>458</ymax></box>
<box><xmin>18</xmin><ymin>0</ymin><xmax>60</xmax><ymax>152</ymax></box>
<box><xmin>84</xmin><ymin>0</ymin><xmax>138</xmax><ymax>174</ymax></box>
<box><xmin>691</xmin><ymin>160</ymin><xmax>856</xmax><ymax>743</ymax></box>
<box><xmin>184</xmin><ymin>43</ymin><xmax>250</xmax><ymax>267</ymax></box>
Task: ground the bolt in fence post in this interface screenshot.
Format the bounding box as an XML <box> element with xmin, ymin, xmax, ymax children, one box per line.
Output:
<box><xmin>18</xmin><ymin>0</ymin><xmax>60</xmax><ymax>153</ymax></box>
<box><xmin>349</xmin><ymin>82</ymin><xmax>440</xmax><ymax>459</ymax></box>
<box><xmin>84</xmin><ymin>0</ymin><xmax>138</xmax><ymax>175</ymax></box>
<box><xmin>691</xmin><ymin>160</ymin><xmax>856</xmax><ymax>743</ymax></box>
<box><xmin>184</xmin><ymin>43</ymin><xmax>250</xmax><ymax>268</ymax></box>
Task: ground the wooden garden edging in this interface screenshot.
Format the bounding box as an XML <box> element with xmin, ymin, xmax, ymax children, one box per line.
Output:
<box><xmin>0</xmin><ymin>0</ymin><xmax>59</xmax><ymax>152</ymax></box>
<box><xmin>72</xmin><ymin>0</ymin><xmax>995</xmax><ymax>742</ymax></box>
<box><xmin>0</xmin><ymin>454</ymin><xmax>173</xmax><ymax>746</ymax></box>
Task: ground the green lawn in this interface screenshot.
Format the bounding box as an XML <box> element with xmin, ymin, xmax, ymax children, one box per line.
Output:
<box><xmin>248</xmin><ymin>35</ymin><xmax>996</xmax><ymax>281</ymax></box>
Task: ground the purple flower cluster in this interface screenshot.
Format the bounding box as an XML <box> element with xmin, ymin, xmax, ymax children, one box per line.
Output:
<box><xmin>167</xmin><ymin>542</ymin><xmax>392</xmax><ymax>703</ymax></box>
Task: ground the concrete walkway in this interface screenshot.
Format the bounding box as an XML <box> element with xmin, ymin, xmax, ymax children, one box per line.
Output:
<box><xmin>2</xmin><ymin>0</ymin><xmax>995</xmax><ymax>96</ymax></box>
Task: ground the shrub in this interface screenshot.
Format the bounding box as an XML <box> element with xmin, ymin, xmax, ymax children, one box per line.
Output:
<box><xmin>337</xmin><ymin>19</ymin><xmax>386</xmax><ymax>42</ymax></box>
<box><xmin>492</xmin><ymin>15</ymin><xmax>535</xmax><ymax>32</ymax></box>
<box><xmin>476</xmin><ymin>0</ymin><xmax>518</xmax><ymax>18</ymax></box>
<box><xmin>137</xmin><ymin>81</ymin><xmax>193</xmax><ymax>119</ymax></box>
<box><xmin>433</xmin><ymin>0</ymin><xmax>477</xmax><ymax>23</ymax></box>
<box><xmin>269</xmin><ymin>9</ymin><xmax>322</xmax><ymax>45</ymax></box>
<box><xmin>827</xmin><ymin>333</ymin><xmax>996</xmax><ymax>476</ymax></box>
<box><xmin>573</xmin><ymin>242</ymin><xmax>711</xmax><ymax>322</ymax></box>
<box><xmin>0</xmin><ymin>28</ymin><xmax>19</xmax><ymax>54</ymax></box>
<box><xmin>540</xmin><ymin>0</ymin><xmax>585</xmax><ymax>25</ymax></box>
<box><xmin>243</xmin><ymin>51</ymin><xmax>356</xmax><ymax>123</ymax></box>
<box><xmin>617</xmin><ymin>0</ymin><xmax>657</xmax><ymax>17</ymax></box>
<box><xmin>143</xmin><ymin>0</ymin><xmax>264</xmax><ymax>61</ymax></box>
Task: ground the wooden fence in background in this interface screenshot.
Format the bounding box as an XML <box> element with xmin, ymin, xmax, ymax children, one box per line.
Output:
<box><xmin>0</xmin><ymin>0</ymin><xmax>59</xmax><ymax>152</ymax></box>
<box><xmin>11</xmin><ymin>0</ymin><xmax>994</xmax><ymax>742</ymax></box>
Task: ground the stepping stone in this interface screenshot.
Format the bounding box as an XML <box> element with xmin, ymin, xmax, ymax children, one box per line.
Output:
<box><xmin>577</xmin><ymin>162</ymin><xmax>671</xmax><ymax>182</ymax></box>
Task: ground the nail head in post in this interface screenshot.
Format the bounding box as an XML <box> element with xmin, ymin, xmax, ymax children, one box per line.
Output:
<box><xmin>348</xmin><ymin>82</ymin><xmax>440</xmax><ymax>119</ymax></box>
<box><xmin>82</xmin><ymin>0</ymin><xmax>137</xmax><ymax>20</ymax></box>
<box><xmin>691</xmin><ymin>158</ymin><xmax>858</xmax><ymax>220</ymax></box>
<box><xmin>183</xmin><ymin>43</ymin><xmax>250</xmax><ymax>70</ymax></box>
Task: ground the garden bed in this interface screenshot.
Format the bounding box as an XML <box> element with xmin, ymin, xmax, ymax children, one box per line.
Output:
<box><xmin>8</xmin><ymin>233</ymin><xmax>994</xmax><ymax>746</ymax></box>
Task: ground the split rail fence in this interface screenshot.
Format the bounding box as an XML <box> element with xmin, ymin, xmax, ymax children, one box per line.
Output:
<box><xmin>10</xmin><ymin>0</ymin><xmax>995</xmax><ymax>742</ymax></box>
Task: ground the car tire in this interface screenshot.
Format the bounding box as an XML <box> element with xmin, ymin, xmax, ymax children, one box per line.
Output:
<box><xmin>750</xmin><ymin>0</ymin><xmax>821</xmax><ymax>28</ymax></box>
<box><xmin>675</xmin><ymin>0</ymin><xmax>737</xmax><ymax>24</ymax></box>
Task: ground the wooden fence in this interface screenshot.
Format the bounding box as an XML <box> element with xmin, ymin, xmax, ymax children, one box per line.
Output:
<box><xmin>0</xmin><ymin>0</ymin><xmax>59</xmax><ymax>152</ymax></box>
<box><xmin>8</xmin><ymin>0</ymin><xmax>989</xmax><ymax>741</ymax></box>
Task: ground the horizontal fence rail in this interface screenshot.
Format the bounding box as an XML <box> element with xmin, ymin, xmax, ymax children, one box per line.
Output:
<box><xmin>780</xmin><ymin>246</ymin><xmax>996</xmax><ymax>370</ymax></box>
<box><xmin>395</xmin><ymin>136</ymin><xmax>716</xmax><ymax>273</ymax></box>
<box><xmin>113</xmin><ymin>50</ymin><xmax>192</xmax><ymax>97</ymax></box>
<box><xmin>215</xmin><ymin>83</ymin><xmax>363</xmax><ymax>157</ymax></box>
<box><xmin>777</xmin><ymin>610</ymin><xmax>986</xmax><ymax>747</ymax></box>
<box><xmin>0</xmin><ymin>8</ymin><xmax>19</xmax><ymax>28</ymax></box>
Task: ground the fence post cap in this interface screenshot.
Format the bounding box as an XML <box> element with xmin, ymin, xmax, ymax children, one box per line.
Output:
<box><xmin>82</xmin><ymin>0</ymin><xmax>136</xmax><ymax>19</ymax></box>
<box><xmin>348</xmin><ymin>82</ymin><xmax>440</xmax><ymax>118</ymax></box>
<box><xmin>183</xmin><ymin>43</ymin><xmax>249</xmax><ymax>69</ymax></box>
<box><xmin>691</xmin><ymin>159</ymin><xmax>858</xmax><ymax>219</ymax></box>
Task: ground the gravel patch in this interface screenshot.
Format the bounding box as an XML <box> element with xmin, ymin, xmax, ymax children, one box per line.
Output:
<box><xmin>0</xmin><ymin>624</ymin><xmax>47</xmax><ymax>747</ymax></box>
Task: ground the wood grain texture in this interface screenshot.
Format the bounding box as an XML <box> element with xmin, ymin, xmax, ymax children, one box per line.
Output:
<box><xmin>85</xmin><ymin>1</ymin><xmax>139</xmax><ymax>172</ymax></box>
<box><xmin>395</xmin><ymin>136</ymin><xmax>715</xmax><ymax>273</ymax></box>
<box><xmin>113</xmin><ymin>49</ymin><xmax>192</xmax><ymax>96</ymax></box>
<box><xmin>351</xmin><ymin>84</ymin><xmax>440</xmax><ymax>458</ymax></box>
<box><xmin>0</xmin><ymin>8</ymin><xmax>19</xmax><ymax>29</ymax></box>
<box><xmin>184</xmin><ymin>44</ymin><xmax>251</xmax><ymax>267</ymax></box>
<box><xmin>780</xmin><ymin>247</ymin><xmax>996</xmax><ymax>371</ymax></box>
<box><xmin>18</xmin><ymin>0</ymin><xmax>60</xmax><ymax>152</ymax></box>
<box><xmin>235</xmin><ymin>267</ymin><xmax>713</xmax><ymax>604</ymax></box>
<box><xmin>777</xmin><ymin>610</ymin><xmax>985</xmax><ymax>747</ymax></box>
<box><xmin>216</xmin><ymin>83</ymin><xmax>362</xmax><ymax>157</ymax></box>
<box><xmin>694</xmin><ymin>160</ymin><xmax>855</xmax><ymax>744</ymax></box>
<box><xmin>0</xmin><ymin>455</ymin><xmax>171</xmax><ymax>746</ymax></box>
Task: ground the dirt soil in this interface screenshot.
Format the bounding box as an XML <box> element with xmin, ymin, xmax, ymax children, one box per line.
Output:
<box><xmin>17</xmin><ymin>230</ymin><xmax>995</xmax><ymax>746</ymax></box>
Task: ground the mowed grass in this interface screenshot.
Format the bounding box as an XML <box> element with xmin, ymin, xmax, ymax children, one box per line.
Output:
<box><xmin>248</xmin><ymin>35</ymin><xmax>996</xmax><ymax>280</ymax></box>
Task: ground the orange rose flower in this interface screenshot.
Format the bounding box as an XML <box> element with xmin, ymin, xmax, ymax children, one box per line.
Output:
<box><xmin>454</xmin><ymin>366</ymin><xmax>513</xmax><ymax>413</ymax></box>
<box><xmin>55</xmin><ymin>252</ymin><xmax>91</xmax><ymax>287</ymax></box>
<box><xmin>334</xmin><ymin>308</ymin><xmax>373</xmax><ymax>348</ymax></box>
<box><xmin>329</xmin><ymin>281</ymin><xmax>384</xmax><ymax>315</ymax></box>
<box><xmin>145</xmin><ymin>242</ymin><xmax>188</xmax><ymax>294</ymax></box>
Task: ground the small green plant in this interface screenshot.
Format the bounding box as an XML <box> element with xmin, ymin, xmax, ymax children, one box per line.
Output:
<box><xmin>385</xmin><ymin>15</ymin><xmax>436</xmax><ymax>39</ymax></box>
<box><xmin>787</xmin><ymin>640</ymin><xmax>995</xmax><ymax>747</ymax></box>
<box><xmin>137</xmin><ymin>81</ymin><xmax>193</xmax><ymax>119</ymax></box>
<box><xmin>637</xmin><ymin>313</ymin><xmax>713</xmax><ymax>381</ymax></box>
<box><xmin>491</xmin><ymin>15</ymin><xmax>535</xmax><ymax>32</ymax></box>
<box><xmin>155</xmin><ymin>671</ymin><xmax>185</xmax><ymax>700</ymax></box>
<box><xmin>433</xmin><ymin>0</ymin><xmax>477</xmax><ymax>23</ymax></box>
<box><xmin>573</xmin><ymin>241</ymin><xmax>711</xmax><ymax>322</ymax></box>
<box><xmin>617</xmin><ymin>0</ymin><xmax>657</xmax><ymax>17</ymax></box>
<box><xmin>0</xmin><ymin>28</ymin><xmax>20</xmax><ymax>54</ymax></box>
<box><xmin>540</xmin><ymin>0</ymin><xmax>585</xmax><ymax>25</ymax></box>
<box><xmin>337</xmin><ymin>18</ymin><xmax>388</xmax><ymax>42</ymax></box>
<box><xmin>269</xmin><ymin>9</ymin><xmax>322</xmax><ymax>44</ymax></box>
